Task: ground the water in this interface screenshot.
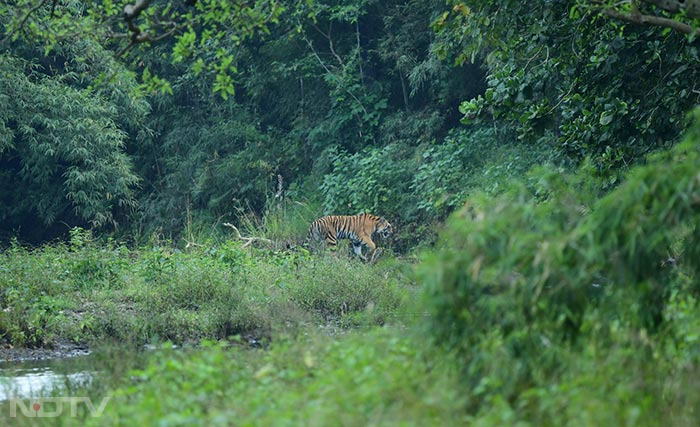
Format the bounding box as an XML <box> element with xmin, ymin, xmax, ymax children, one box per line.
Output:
<box><xmin>0</xmin><ymin>355</ymin><xmax>96</xmax><ymax>401</ymax></box>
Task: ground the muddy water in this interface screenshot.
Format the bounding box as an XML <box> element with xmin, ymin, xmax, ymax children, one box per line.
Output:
<box><xmin>0</xmin><ymin>354</ymin><xmax>96</xmax><ymax>401</ymax></box>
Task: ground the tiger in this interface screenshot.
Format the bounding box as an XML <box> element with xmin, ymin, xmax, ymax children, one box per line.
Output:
<box><xmin>305</xmin><ymin>213</ymin><xmax>394</xmax><ymax>263</ymax></box>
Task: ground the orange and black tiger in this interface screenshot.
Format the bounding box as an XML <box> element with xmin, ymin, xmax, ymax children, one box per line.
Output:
<box><xmin>305</xmin><ymin>213</ymin><xmax>394</xmax><ymax>262</ymax></box>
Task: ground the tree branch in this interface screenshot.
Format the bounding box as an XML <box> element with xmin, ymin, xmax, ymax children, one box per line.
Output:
<box><xmin>641</xmin><ymin>0</ymin><xmax>700</xmax><ymax>18</ymax></box>
<box><xmin>1</xmin><ymin>0</ymin><xmax>49</xmax><ymax>46</ymax></box>
<box><xmin>117</xmin><ymin>1</ymin><xmax>194</xmax><ymax>57</ymax></box>
<box><xmin>301</xmin><ymin>32</ymin><xmax>370</xmax><ymax>117</ymax></box>
<box><xmin>222</xmin><ymin>223</ymin><xmax>274</xmax><ymax>248</ymax></box>
<box><xmin>122</xmin><ymin>0</ymin><xmax>153</xmax><ymax>48</ymax></box>
<box><xmin>603</xmin><ymin>7</ymin><xmax>700</xmax><ymax>36</ymax></box>
<box><xmin>123</xmin><ymin>0</ymin><xmax>152</xmax><ymax>22</ymax></box>
<box><xmin>309</xmin><ymin>22</ymin><xmax>344</xmax><ymax>67</ymax></box>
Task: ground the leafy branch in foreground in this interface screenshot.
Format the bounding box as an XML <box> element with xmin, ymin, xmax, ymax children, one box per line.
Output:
<box><xmin>0</xmin><ymin>1</ymin><xmax>311</xmax><ymax>96</ymax></box>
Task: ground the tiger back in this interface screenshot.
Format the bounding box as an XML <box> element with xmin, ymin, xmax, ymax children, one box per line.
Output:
<box><xmin>306</xmin><ymin>213</ymin><xmax>393</xmax><ymax>263</ymax></box>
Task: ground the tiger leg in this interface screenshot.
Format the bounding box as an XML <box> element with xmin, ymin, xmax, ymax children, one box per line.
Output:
<box><xmin>326</xmin><ymin>235</ymin><xmax>340</xmax><ymax>257</ymax></box>
<box><xmin>358</xmin><ymin>235</ymin><xmax>376</xmax><ymax>263</ymax></box>
<box><xmin>370</xmin><ymin>248</ymin><xmax>383</xmax><ymax>264</ymax></box>
<box><xmin>352</xmin><ymin>240</ymin><xmax>368</xmax><ymax>261</ymax></box>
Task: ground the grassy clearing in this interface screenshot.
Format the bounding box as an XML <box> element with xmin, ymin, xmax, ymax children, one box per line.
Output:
<box><xmin>0</xmin><ymin>230</ymin><xmax>411</xmax><ymax>349</ymax></box>
<box><xmin>2</xmin><ymin>231</ymin><xmax>700</xmax><ymax>425</ymax></box>
<box><xmin>0</xmin><ymin>231</ymin><xmax>458</xmax><ymax>427</ymax></box>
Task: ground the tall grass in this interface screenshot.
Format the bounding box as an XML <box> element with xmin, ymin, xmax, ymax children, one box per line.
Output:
<box><xmin>0</xmin><ymin>232</ymin><xmax>412</xmax><ymax>348</ymax></box>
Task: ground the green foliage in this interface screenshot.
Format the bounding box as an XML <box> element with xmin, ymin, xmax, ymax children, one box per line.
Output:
<box><xmin>2</xmin><ymin>0</ymin><xmax>698</xmax><ymax>252</ymax></box>
<box><xmin>0</xmin><ymin>0</ymin><xmax>491</xmax><ymax>242</ymax></box>
<box><xmin>0</xmin><ymin>54</ymin><xmax>141</xmax><ymax>238</ymax></box>
<box><xmin>321</xmin><ymin>143</ymin><xmax>420</xmax><ymax>221</ymax></box>
<box><xmin>412</xmin><ymin>126</ymin><xmax>552</xmax><ymax>218</ymax></box>
<box><xmin>236</xmin><ymin>196</ymin><xmax>322</xmax><ymax>246</ymax></box>
<box><xmin>0</xmin><ymin>0</ymin><xmax>302</xmax><ymax>96</ymax></box>
<box><xmin>417</xmin><ymin>111</ymin><xmax>700</xmax><ymax>420</ymax></box>
<box><xmin>319</xmin><ymin>126</ymin><xmax>550</xmax><ymax>250</ymax></box>
<box><xmin>134</xmin><ymin>97</ymin><xmax>287</xmax><ymax>235</ymax></box>
<box><xmin>0</xmin><ymin>242</ymin><xmax>79</xmax><ymax>347</ymax></box>
<box><xmin>287</xmin><ymin>256</ymin><xmax>406</xmax><ymax>326</ymax></box>
<box><xmin>5</xmin><ymin>2</ymin><xmax>700</xmax><ymax>425</ymax></box>
<box><xmin>86</xmin><ymin>331</ymin><xmax>466</xmax><ymax>427</ymax></box>
<box><xmin>435</xmin><ymin>0</ymin><xmax>699</xmax><ymax>173</ymax></box>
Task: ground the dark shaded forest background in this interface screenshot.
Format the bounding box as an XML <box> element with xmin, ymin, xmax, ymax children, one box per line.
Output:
<box><xmin>0</xmin><ymin>0</ymin><xmax>698</xmax><ymax>250</ymax></box>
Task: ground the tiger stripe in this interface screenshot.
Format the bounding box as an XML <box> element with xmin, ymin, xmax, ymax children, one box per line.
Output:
<box><xmin>305</xmin><ymin>213</ymin><xmax>393</xmax><ymax>262</ymax></box>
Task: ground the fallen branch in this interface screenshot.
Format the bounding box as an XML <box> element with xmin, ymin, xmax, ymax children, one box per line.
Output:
<box><xmin>223</xmin><ymin>223</ymin><xmax>274</xmax><ymax>248</ymax></box>
<box><xmin>184</xmin><ymin>239</ymin><xmax>205</xmax><ymax>249</ymax></box>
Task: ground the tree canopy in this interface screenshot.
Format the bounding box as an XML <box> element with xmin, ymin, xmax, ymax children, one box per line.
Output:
<box><xmin>1</xmin><ymin>0</ymin><xmax>309</xmax><ymax>96</ymax></box>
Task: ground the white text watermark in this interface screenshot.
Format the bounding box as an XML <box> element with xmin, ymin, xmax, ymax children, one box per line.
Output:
<box><xmin>9</xmin><ymin>397</ymin><xmax>111</xmax><ymax>417</ymax></box>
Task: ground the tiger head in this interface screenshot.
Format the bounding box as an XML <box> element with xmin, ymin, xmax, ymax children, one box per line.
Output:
<box><xmin>376</xmin><ymin>217</ymin><xmax>394</xmax><ymax>239</ymax></box>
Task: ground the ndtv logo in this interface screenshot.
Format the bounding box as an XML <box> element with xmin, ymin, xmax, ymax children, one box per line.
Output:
<box><xmin>9</xmin><ymin>397</ymin><xmax>111</xmax><ymax>417</ymax></box>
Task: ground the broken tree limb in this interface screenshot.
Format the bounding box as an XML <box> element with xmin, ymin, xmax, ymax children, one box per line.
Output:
<box><xmin>583</xmin><ymin>0</ymin><xmax>700</xmax><ymax>37</ymax></box>
<box><xmin>222</xmin><ymin>223</ymin><xmax>274</xmax><ymax>248</ymax></box>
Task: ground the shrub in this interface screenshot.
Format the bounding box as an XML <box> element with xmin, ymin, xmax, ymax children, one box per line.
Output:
<box><xmin>319</xmin><ymin>126</ymin><xmax>551</xmax><ymax>252</ymax></box>
<box><xmin>412</xmin><ymin>126</ymin><xmax>550</xmax><ymax>218</ymax></box>
<box><xmin>286</xmin><ymin>256</ymin><xmax>407</xmax><ymax>326</ymax></box>
<box><xmin>418</xmin><ymin>110</ymin><xmax>700</xmax><ymax>417</ymax></box>
<box><xmin>321</xmin><ymin>143</ymin><xmax>421</xmax><ymax>224</ymax></box>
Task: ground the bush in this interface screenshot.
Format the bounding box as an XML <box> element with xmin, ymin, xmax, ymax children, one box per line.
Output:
<box><xmin>412</xmin><ymin>126</ymin><xmax>550</xmax><ymax>218</ymax></box>
<box><xmin>319</xmin><ymin>126</ymin><xmax>551</xmax><ymax>252</ymax></box>
<box><xmin>321</xmin><ymin>143</ymin><xmax>421</xmax><ymax>221</ymax></box>
<box><xmin>0</xmin><ymin>55</ymin><xmax>140</xmax><ymax>239</ymax></box>
<box><xmin>287</xmin><ymin>256</ymin><xmax>407</xmax><ymax>326</ymax></box>
<box><xmin>417</xmin><ymin>111</ymin><xmax>700</xmax><ymax>421</ymax></box>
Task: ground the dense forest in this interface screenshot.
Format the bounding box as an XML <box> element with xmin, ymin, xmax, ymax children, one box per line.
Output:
<box><xmin>5</xmin><ymin>0</ymin><xmax>697</xmax><ymax>246</ymax></box>
<box><xmin>2</xmin><ymin>0</ymin><xmax>700</xmax><ymax>425</ymax></box>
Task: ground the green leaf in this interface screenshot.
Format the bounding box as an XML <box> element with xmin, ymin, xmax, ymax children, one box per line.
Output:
<box><xmin>599</xmin><ymin>111</ymin><xmax>614</xmax><ymax>126</ymax></box>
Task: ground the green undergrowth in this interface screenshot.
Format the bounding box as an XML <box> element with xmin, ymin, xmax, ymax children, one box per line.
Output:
<box><xmin>416</xmin><ymin>111</ymin><xmax>700</xmax><ymax>425</ymax></box>
<box><xmin>0</xmin><ymin>329</ymin><xmax>467</xmax><ymax>427</ymax></box>
<box><xmin>0</xmin><ymin>231</ymin><xmax>412</xmax><ymax>348</ymax></box>
<box><xmin>84</xmin><ymin>330</ymin><xmax>466</xmax><ymax>427</ymax></box>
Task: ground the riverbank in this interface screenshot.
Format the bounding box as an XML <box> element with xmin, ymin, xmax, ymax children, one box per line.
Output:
<box><xmin>0</xmin><ymin>341</ymin><xmax>91</xmax><ymax>363</ymax></box>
